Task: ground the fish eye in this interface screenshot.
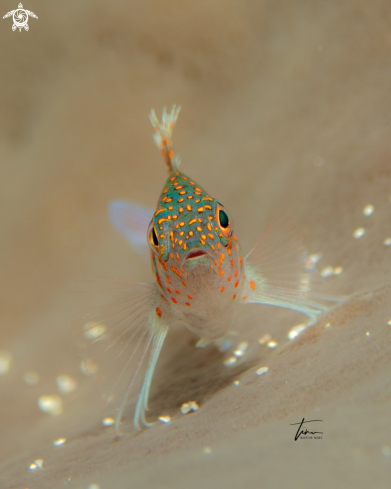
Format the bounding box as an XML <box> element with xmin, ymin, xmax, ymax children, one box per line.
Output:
<box><xmin>147</xmin><ymin>221</ymin><xmax>160</xmax><ymax>253</ymax></box>
<box><xmin>216</xmin><ymin>203</ymin><xmax>233</xmax><ymax>241</ymax></box>
<box><xmin>218</xmin><ymin>209</ymin><xmax>229</xmax><ymax>228</ymax></box>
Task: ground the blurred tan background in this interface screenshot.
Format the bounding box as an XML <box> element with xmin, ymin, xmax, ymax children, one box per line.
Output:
<box><xmin>0</xmin><ymin>1</ymin><xmax>391</xmax><ymax>488</ymax></box>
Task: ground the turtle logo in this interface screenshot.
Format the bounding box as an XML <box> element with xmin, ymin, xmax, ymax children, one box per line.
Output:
<box><xmin>3</xmin><ymin>3</ymin><xmax>38</xmax><ymax>32</ymax></box>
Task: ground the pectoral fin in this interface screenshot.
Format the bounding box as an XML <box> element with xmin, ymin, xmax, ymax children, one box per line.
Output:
<box><xmin>77</xmin><ymin>280</ymin><xmax>169</xmax><ymax>433</ymax></box>
<box><xmin>242</xmin><ymin>215</ymin><xmax>344</xmax><ymax>325</ymax></box>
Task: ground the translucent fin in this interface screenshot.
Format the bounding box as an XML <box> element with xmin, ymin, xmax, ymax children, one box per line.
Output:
<box><xmin>243</xmin><ymin>215</ymin><xmax>343</xmax><ymax>325</ymax></box>
<box><xmin>76</xmin><ymin>280</ymin><xmax>169</xmax><ymax>434</ymax></box>
<box><xmin>108</xmin><ymin>200</ymin><xmax>154</xmax><ymax>257</ymax></box>
<box><xmin>149</xmin><ymin>105</ymin><xmax>181</xmax><ymax>172</ymax></box>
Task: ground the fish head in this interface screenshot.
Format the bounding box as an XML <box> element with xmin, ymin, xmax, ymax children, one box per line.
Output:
<box><xmin>147</xmin><ymin>170</ymin><xmax>244</xmax><ymax>339</ymax></box>
<box><xmin>147</xmin><ymin>170</ymin><xmax>236</xmax><ymax>269</ymax></box>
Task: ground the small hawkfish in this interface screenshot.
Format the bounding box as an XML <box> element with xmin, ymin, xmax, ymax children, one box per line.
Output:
<box><xmin>81</xmin><ymin>106</ymin><xmax>339</xmax><ymax>434</ymax></box>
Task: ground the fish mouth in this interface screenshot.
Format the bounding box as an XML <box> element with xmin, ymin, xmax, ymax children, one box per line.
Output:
<box><xmin>185</xmin><ymin>249</ymin><xmax>208</xmax><ymax>260</ymax></box>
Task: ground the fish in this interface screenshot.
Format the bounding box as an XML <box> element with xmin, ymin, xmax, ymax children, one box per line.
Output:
<box><xmin>81</xmin><ymin>106</ymin><xmax>340</xmax><ymax>434</ymax></box>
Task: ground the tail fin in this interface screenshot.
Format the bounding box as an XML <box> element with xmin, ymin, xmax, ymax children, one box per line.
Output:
<box><xmin>149</xmin><ymin>105</ymin><xmax>181</xmax><ymax>173</ymax></box>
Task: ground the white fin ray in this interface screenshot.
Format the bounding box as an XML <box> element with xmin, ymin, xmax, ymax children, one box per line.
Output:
<box><xmin>243</xmin><ymin>215</ymin><xmax>343</xmax><ymax>325</ymax></box>
<box><xmin>76</xmin><ymin>280</ymin><xmax>169</xmax><ymax>434</ymax></box>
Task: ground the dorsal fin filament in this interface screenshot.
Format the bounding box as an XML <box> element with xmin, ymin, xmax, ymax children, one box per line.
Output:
<box><xmin>149</xmin><ymin>105</ymin><xmax>181</xmax><ymax>173</ymax></box>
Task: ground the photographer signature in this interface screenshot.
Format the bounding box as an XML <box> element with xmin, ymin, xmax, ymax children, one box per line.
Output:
<box><xmin>290</xmin><ymin>418</ymin><xmax>323</xmax><ymax>440</ymax></box>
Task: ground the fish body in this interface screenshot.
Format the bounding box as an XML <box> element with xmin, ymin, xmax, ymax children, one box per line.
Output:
<box><xmin>83</xmin><ymin>106</ymin><xmax>340</xmax><ymax>433</ymax></box>
<box><xmin>150</xmin><ymin>167</ymin><xmax>244</xmax><ymax>340</ymax></box>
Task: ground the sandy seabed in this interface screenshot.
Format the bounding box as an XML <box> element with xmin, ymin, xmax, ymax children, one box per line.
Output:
<box><xmin>0</xmin><ymin>1</ymin><xmax>391</xmax><ymax>488</ymax></box>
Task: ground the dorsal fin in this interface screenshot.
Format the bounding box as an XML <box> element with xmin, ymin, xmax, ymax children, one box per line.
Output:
<box><xmin>149</xmin><ymin>106</ymin><xmax>181</xmax><ymax>173</ymax></box>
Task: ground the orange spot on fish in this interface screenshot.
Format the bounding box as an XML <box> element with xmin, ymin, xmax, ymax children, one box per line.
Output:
<box><xmin>239</xmin><ymin>256</ymin><xmax>243</xmax><ymax>268</ymax></box>
<box><xmin>233</xmin><ymin>234</ymin><xmax>237</xmax><ymax>241</ymax></box>
<box><xmin>196</xmin><ymin>226</ymin><xmax>203</xmax><ymax>232</ymax></box>
<box><xmin>201</xmin><ymin>234</ymin><xmax>207</xmax><ymax>240</ymax></box>
<box><xmin>175</xmin><ymin>185</ymin><xmax>183</xmax><ymax>190</ymax></box>
<box><xmin>173</xmin><ymin>214</ymin><xmax>178</xmax><ymax>219</ymax></box>
<box><xmin>166</xmin><ymin>275</ymin><xmax>171</xmax><ymax>283</ymax></box>
<box><xmin>179</xmin><ymin>240</ymin><xmax>183</xmax><ymax>246</ymax></box>
<box><xmin>203</xmin><ymin>196</ymin><xmax>214</xmax><ymax>201</ymax></box>
<box><xmin>175</xmin><ymin>289</ymin><xmax>181</xmax><ymax>294</ymax></box>
<box><xmin>172</xmin><ymin>266</ymin><xmax>183</xmax><ymax>279</ymax></box>
<box><xmin>179</xmin><ymin>190</ymin><xmax>187</xmax><ymax>195</ymax></box>
<box><xmin>204</xmin><ymin>205</ymin><xmax>212</xmax><ymax>210</ymax></box>
<box><xmin>162</xmin><ymin>196</ymin><xmax>168</xmax><ymax>202</ymax></box>
<box><xmin>163</xmin><ymin>188</ymin><xmax>169</xmax><ymax>193</ymax></box>
<box><xmin>167</xmin><ymin>287</ymin><xmax>172</xmax><ymax>293</ymax></box>
<box><xmin>187</xmin><ymin>294</ymin><xmax>193</xmax><ymax>300</ymax></box>
<box><xmin>158</xmin><ymin>218</ymin><xmax>167</xmax><ymax>224</ymax></box>
<box><xmin>180</xmin><ymin>221</ymin><xmax>185</xmax><ymax>227</ymax></box>
<box><xmin>235</xmin><ymin>280</ymin><xmax>239</xmax><ymax>288</ymax></box>
<box><xmin>176</xmin><ymin>253</ymin><xmax>180</xmax><ymax>260</ymax></box>
<box><xmin>171</xmin><ymin>297</ymin><xmax>177</xmax><ymax>303</ymax></box>
<box><xmin>189</xmin><ymin>218</ymin><xmax>197</xmax><ymax>225</ymax></box>
<box><xmin>208</xmin><ymin>233</ymin><xmax>214</xmax><ymax>240</ymax></box>
<box><xmin>178</xmin><ymin>198</ymin><xmax>184</xmax><ymax>203</ymax></box>
<box><xmin>195</xmin><ymin>187</ymin><xmax>202</xmax><ymax>192</ymax></box>
<box><xmin>242</xmin><ymin>295</ymin><xmax>247</xmax><ymax>301</ymax></box>
<box><xmin>197</xmin><ymin>207</ymin><xmax>205</xmax><ymax>213</ymax></box>
<box><xmin>220</xmin><ymin>270</ymin><xmax>224</xmax><ymax>277</ymax></box>
<box><xmin>234</xmin><ymin>270</ymin><xmax>238</xmax><ymax>277</ymax></box>
<box><xmin>195</xmin><ymin>199</ymin><xmax>201</xmax><ymax>203</ymax></box>
<box><xmin>155</xmin><ymin>209</ymin><xmax>166</xmax><ymax>216</ymax></box>
<box><xmin>166</xmin><ymin>197</ymin><xmax>172</xmax><ymax>203</ymax></box>
<box><xmin>227</xmin><ymin>276</ymin><xmax>232</xmax><ymax>282</ymax></box>
<box><xmin>220</xmin><ymin>285</ymin><xmax>225</xmax><ymax>292</ymax></box>
<box><xmin>217</xmin><ymin>242</ymin><xmax>221</xmax><ymax>249</ymax></box>
<box><xmin>170</xmin><ymin>253</ymin><xmax>174</xmax><ymax>259</ymax></box>
<box><xmin>179</xmin><ymin>231</ymin><xmax>184</xmax><ymax>236</ymax></box>
<box><xmin>182</xmin><ymin>280</ymin><xmax>187</xmax><ymax>287</ymax></box>
<box><xmin>183</xmin><ymin>243</ymin><xmax>187</xmax><ymax>250</ymax></box>
<box><xmin>250</xmin><ymin>280</ymin><xmax>256</xmax><ymax>290</ymax></box>
<box><xmin>156</xmin><ymin>307</ymin><xmax>162</xmax><ymax>318</ymax></box>
<box><xmin>170</xmin><ymin>176</ymin><xmax>176</xmax><ymax>181</ymax></box>
<box><xmin>179</xmin><ymin>207</ymin><xmax>184</xmax><ymax>213</ymax></box>
<box><xmin>233</xmin><ymin>294</ymin><xmax>236</xmax><ymax>300</ymax></box>
<box><xmin>168</xmin><ymin>206</ymin><xmax>174</xmax><ymax>210</ymax></box>
<box><xmin>210</xmin><ymin>244</ymin><xmax>215</xmax><ymax>250</ymax></box>
<box><xmin>227</xmin><ymin>248</ymin><xmax>231</xmax><ymax>256</ymax></box>
<box><xmin>156</xmin><ymin>273</ymin><xmax>162</xmax><ymax>288</ymax></box>
<box><xmin>182</xmin><ymin>176</ymin><xmax>188</xmax><ymax>180</ymax></box>
<box><xmin>187</xmin><ymin>195</ymin><xmax>193</xmax><ymax>199</ymax></box>
<box><xmin>189</xmin><ymin>181</ymin><xmax>196</xmax><ymax>185</ymax></box>
<box><xmin>185</xmin><ymin>302</ymin><xmax>191</xmax><ymax>306</ymax></box>
<box><xmin>230</xmin><ymin>259</ymin><xmax>235</xmax><ymax>267</ymax></box>
<box><xmin>187</xmin><ymin>205</ymin><xmax>192</xmax><ymax>211</ymax></box>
